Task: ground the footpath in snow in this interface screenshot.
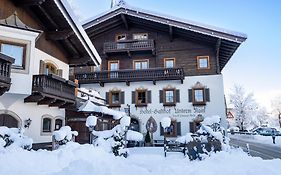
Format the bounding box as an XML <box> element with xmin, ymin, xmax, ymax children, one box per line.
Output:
<box><xmin>230</xmin><ymin>134</ymin><xmax>281</xmax><ymax>147</ymax></box>
<box><xmin>0</xmin><ymin>143</ymin><xmax>281</xmax><ymax>175</ymax></box>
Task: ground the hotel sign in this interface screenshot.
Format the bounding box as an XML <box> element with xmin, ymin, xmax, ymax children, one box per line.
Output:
<box><xmin>138</xmin><ymin>107</ymin><xmax>205</xmax><ymax>118</ymax></box>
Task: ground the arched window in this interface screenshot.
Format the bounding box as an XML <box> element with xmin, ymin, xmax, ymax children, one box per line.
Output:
<box><xmin>55</xmin><ymin>118</ymin><xmax>63</xmax><ymax>130</ymax></box>
<box><xmin>46</xmin><ymin>63</ymin><xmax>58</xmax><ymax>75</ymax></box>
<box><xmin>42</xmin><ymin>118</ymin><xmax>52</xmax><ymax>132</ymax></box>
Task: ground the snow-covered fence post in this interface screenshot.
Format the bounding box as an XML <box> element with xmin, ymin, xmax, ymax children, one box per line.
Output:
<box><xmin>161</xmin><ymin>117</ymin><xmax>171</xmax><ymax>157</ymax></box>
<box><xmin>86</xmin><ymin>114</ymin><xmax>97</xmax><ymax>144</ymax></box>
<box><xmin>246</xmin><ymin>143</ymin><xmax>250</xmax><ymax>156</ymax></box>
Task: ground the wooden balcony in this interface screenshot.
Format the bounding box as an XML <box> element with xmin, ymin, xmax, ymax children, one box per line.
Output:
<box><xmin>75</xmin><ymin>67</ymin><xmax>185</xmax><ymax>86</ymax></box>
<box><xmin>0</xmin><ymin>53</ymin><xmax>15</xmax><ymax>96</ymax></box>
<box><xmin>103</xmin><ymin>39</ymin><xmax>155</xmax><ymax>55</ymax></box>
<box><xmin>24</xmin><ymin>74</ymin><xmax>77</xmax><ymax>108</ymax></box>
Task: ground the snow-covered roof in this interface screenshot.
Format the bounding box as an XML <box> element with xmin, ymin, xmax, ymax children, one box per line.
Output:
<box><xmin>83</xmin><ymin>1</ymin><xmax>247</xmax><ymax>43</ymax></box>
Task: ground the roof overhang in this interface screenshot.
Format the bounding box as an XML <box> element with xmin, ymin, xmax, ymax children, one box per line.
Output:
<box><xmin>83</xmin><ymin>4</ymin><xmax>247</xmax><ymax>71</ymax></box>
<box><xmin>12</xmin><ymin>0</ymin><xmax>101</xmax><ymax>66</ymax></box>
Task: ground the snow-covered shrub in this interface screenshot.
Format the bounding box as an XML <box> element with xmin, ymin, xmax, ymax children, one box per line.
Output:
<box><xmin>174</xmin><ymin>116</ymin><xmax>225</xmax><ymax>160</ymax></box>
<box><xmin>0</xmin><ymin>126</ymin><xmax>33</xmax><ymax>150</ymax></box>
<box><xmin>53</xmin><ymin>126</ymin><xmax>78</xmax><ymax>149</ymax></box>
<box><xmin>92</xmin><ymin>116</ymin><xmax>143</xmax><ymax>157</ymax></box>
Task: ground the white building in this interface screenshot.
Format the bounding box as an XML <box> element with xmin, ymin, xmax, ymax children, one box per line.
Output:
<box><xmin>72</xmin><ymin>1</ymin><xmax>247</xmax><ymax>141</ymax></box>
<box><xmin>0</xmin><ymin>0</ymin><xmax>100</xmax><ymax>144</ymax></box>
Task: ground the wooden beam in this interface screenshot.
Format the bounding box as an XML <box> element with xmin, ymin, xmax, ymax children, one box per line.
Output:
<box><xmin>46</xmin><ymin>30</ymin><xmax>74</xmax><ymax>41</ymax></box>
<box><xmin>38</xmin><ymin>5</ymin><xmax>58</xmax><ymax>29</ymax></box>
<box><xmin>49</xmin><ymin>100</ymin><xmax>66</xmax><ymax>107</ymax></box>
<box><xmin>37</xmin><ymin>97</ymin><xmax>56</xmax><ymax>105</ymax></box>
<box><xmin>216</xmin><ymin>38</ymin><xmax>221</xmax><ymax>73</ymax></box>
<box><xmin>121</xmin><ymin>14</ymin><xmax>129</xmax><ymax>30</ymax></box>
<box><xmin>14</xmin><ymin>0</ymin><xmax>45</xmax><ymax>6</ymax></box>
<box><xmin>169</xmin><ymin>25</ymin><xmax>173</xmax><ymax>42</ymax></box>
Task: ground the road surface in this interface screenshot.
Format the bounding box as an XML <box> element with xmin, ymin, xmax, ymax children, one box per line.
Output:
<box><xmin>230</xmin><ymin>137</ymin><xmax>281</xmax><ymax>159</ymax></box>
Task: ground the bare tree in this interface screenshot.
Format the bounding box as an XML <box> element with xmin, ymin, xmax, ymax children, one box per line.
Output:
<box><xmin>271</xmin><ymin>95</ymin><xmax>281</xmax><ymax>128</ymax></box>
<box><xmin>229</xmin><ymin>85</ymin><xmax>257</xmax><ymax>131</ymax></box>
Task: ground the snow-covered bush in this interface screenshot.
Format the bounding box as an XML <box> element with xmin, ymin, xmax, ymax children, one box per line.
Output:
<box><xmin>0</xmin><ymin>126</ymin><xmax>33</xmax><ymax>150</ymax></box>
<box><xmin>53</xmin><ymin>126</ymin><xmax>78</xmax><ymax>148</ymax></box>
<box><xmin>174</xmin><ymin>116</ymin><xmax>225</xmax><ymax>160</ymax></box>
<box><xmin>92</xmin><ymin>116</ymin><xmax>143</xmax><ymax>157</ymax></box>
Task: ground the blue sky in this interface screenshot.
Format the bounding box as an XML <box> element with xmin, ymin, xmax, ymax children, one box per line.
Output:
<box><xmin>69</xmin><ymin>0</ymin><xmax>281</xmax><ymax>110</ymax></box>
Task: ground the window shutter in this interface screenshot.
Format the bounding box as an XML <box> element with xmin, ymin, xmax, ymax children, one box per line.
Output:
<box><xmin>132</xmin><ymin>91</ymin><xmax>135</xmax><ymax>104</ymax></box>
<box><xmin>176</xmin><ymin>89</ymin><xmax>180</xmax><ymax>103</ymax></box>
<box><xmin>159</xmin><ymin>90</ymin><xmax>163</xmax><ymax>103</ymax></box>
<box><xmin>177</xmin><ymin>122</ymin><xmax>181</xmax><ymax>136</ymax></box>
<box><xmin>121</xmin><ymin>91</ymin><xmax>125</xmax><ymax>104</ymax></box>
<box><xmin>205</xmin><ymin>88</ymin><xmax>210</xmax><ymax>102</ymax></box>
<box><xmin>160</xmin><ymin>123</ymin><xmax>164</xmax><ymax>136</ymax></box>
<box><xmin>188</xmin><ymin>89</ymin><xmax>193</xmax><ymax>102</ymax></box>
<box><xmin>147</xmin><ymin>90</ymin><xmax>152</xmax><ymax>103</ymax></box>
<box><xmin>57</xmin><ymin>69</ymin><xmax>63</xmax><ymax>77</ymax></box>
<box><xmin>39</xmin><ymin>60</ymin><xmax>46</xmax><ymax>74</ymax></box>
<box><xmin>105</xmin><ymin>92</ymin><xmax>109</xmax><ymax>104</ymax></box>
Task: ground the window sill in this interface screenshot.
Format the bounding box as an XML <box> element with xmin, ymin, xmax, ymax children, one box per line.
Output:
<box><xmin>163</xmin><ymin>103</ymin><xmax>176</xmax><ymax>107</ymax></box>
<box><xmin>135</xmin><ymin>104</ymin><xmax>147</xmax><ymax>107</ymax></box>
<box><xmin>109</xmin><ymin>104</ymin><xmax>121</xmax><ymax>108</ymax></box>
<box><xmin>192</xmin><ymin>102</ymin><xmax>206</xmax><ymax>106</ymax></box>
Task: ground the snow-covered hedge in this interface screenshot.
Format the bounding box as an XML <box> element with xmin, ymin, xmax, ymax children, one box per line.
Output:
<box><xmin>0</xmin><ymin>126</ymin><xmax>33</xmax><ymax>150</ymax></box>
<box><xmin>53</xmin><ymin>126</ymin><xmax>78</xmax><ymax>146</ymax></box>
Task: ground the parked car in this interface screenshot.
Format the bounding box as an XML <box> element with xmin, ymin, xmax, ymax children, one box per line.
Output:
<box><xmin>252</xmin><ymin>127</ymin><xmax>281</xmax><ymax>136</ymax></box>
<box><xmin>228</xmin><ymin>127</ymin><xmax>240</xmax><ymax>134</ymax></box>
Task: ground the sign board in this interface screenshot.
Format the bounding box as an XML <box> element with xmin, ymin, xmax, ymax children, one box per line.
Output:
<box><xmin>146</xmin><ymin>116</ymin><xmax>157</xmax><ymax>133</ymax></box>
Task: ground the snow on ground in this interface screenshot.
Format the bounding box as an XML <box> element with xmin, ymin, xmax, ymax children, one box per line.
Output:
<box><xmin>0</xmin><ymin>143</ymin><xmax>281</xmax><ymax>175</ymax></box>
<box><xmin>230</xmin><ymin>134</ymin><xmax>281</xmax><ymax>147</ymax></box>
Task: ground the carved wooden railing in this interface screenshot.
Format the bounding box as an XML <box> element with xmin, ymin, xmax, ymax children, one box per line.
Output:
<box><xmin>75</xmin><ymin>67</ymin><xmax>185</xmax><ymax>84</ymax></box>
<box><xmin>104</xmin><ymin>39</ymin><xmax>155</xmax><ymax>53</ymax></box>
<box><xmin>32</xmin><ymin>74</ymin><xmax>76</xmax><ymax>102</ymax></box>
<box><xmin>0</xmin><ymin>53</ymin><xmax>15</xmax><ymax>95</ymax></box>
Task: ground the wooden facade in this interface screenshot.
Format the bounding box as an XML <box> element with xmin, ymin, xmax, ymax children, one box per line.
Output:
<box><xmin>74</xmin><ymin>4</ymin><xmax>246</xmax><ymax>84</ymax></box>
<box><xmin>0</xmin><ymin>53</ymin><xmax>14</xmax><ymax>96</ymax></box>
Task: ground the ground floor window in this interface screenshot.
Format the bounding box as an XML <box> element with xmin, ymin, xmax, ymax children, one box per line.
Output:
<box><xmin>55</xmin><ymin>119</ymin><xmax>63</xmax><ymax>130</ymax></box>
<box><xmin>160</xmin><ymin>121</ymin><xmax>181</xmax><ymax>137</ymax></box>
<box><xmin>42</xmin><ymin>118</ymin><xmax>52</xmax><ymax>132</ymax></box>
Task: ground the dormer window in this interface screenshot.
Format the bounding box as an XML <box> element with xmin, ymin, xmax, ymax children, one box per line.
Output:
<box><xmin>0</xmin><ymin>41</ymin><xmax>26</xmax><ymax>69</ymax></box>
<box><xmin>133</xmin><ymin>33</ymin><xmax>148</xmax><ymax>40</ymax></box>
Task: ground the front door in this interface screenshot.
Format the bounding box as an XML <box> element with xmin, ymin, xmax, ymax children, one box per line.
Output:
<box><xmin>0</xmin><ymin>114</ymin><xmax>18</xmax><ymax>128</ymax></box>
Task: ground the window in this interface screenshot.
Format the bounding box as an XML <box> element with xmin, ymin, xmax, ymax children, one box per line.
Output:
<box><xmin>110</xmin><ymin>91</ymin><xmax>121</xmax><ymax>106</ymax></box>
<box><xmin>188</xmin><ymin>88</ymin><xmax>210</xmax><ymax>105</ymax></box>
<box><xmin>115</xmin><ymin>34</ymin><xmax>127</xmax><ymax>41</ymax></box>
<box><xmin>42</xmin><ymin>118</ymin><xmax>52</xmax><ymax>132</ymax></box>
<box><xmin>133</xmin><ymin>33</ymin><xmax>148</xmax><ymax>40</ymax></box>
<box><xmin>108</xmin><ymin>60</ymin><xmax>119</xmax><ymax>78</ymax></box>
<box><xmin>197</xmin><ymin>56</ymin><xmax>210</xmax><ymax>69</ymax></box>
<box><xmin>55</xmin><ymin>119</ymin><xmax>63</xmax><ymax>130</ymax></box>
<box><xmin>46</xmin><ymin>63</ymin><xmax>58</xmax><ymax>75</ymax></box>
<box><xmin>165</xmin><ymin>90</ymin><xmax>174</xmax><ymax>103</ymax></box>
<box><xmin>160</xmin><ymin>121</ymin><xmax>181</xmax><ymax>137</ymax></box>
<box><xmin>164</xmin><ymin>58</ymin><xmax>175</xmax><ymax>68</ymax></box>
<box><xmin>194</xmin><ymin>89</ymin><xmax>204</xmax><ymax>103</ymax></box>
<box><xmin>160</xmin><ymin>89</ymin><xmax>179</xmax><ymax>106</ymax></box>
<box><xmin>137</xmin><ymin>90</ymin><xmax>147</xmax><ymax>105</ymax></box>
<box><xmin>0</xmin><ymin>41</ymin><xmax>26</xmax><ymax>69</ymax></box>
<box><xmin>133</xmin><ymin>60</ymin><xmax>149</xmax><ymax>70</ymax></box>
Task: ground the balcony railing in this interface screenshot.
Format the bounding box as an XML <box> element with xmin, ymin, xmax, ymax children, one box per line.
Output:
<box><xmin>24</xmin><ymin>74</ymin><xmax>76</xmax><ymax>108</ymax></box>
<box><xmin>0</xmin><ymin>53</ymin><xmax>14</xmax><ymax>96</ymax></box>
<box><xmin>75</xmin><ymin>67</ymin><xmax>185</xmax><ymax>85</ymax></box>
<box><xmin>104</xmin><ymin>39</ymin><xmax>155</xmax><ymax>54</ymax></box>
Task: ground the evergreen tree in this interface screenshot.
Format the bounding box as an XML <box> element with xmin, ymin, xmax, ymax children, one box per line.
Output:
<box><xmin>145</xmin><ymin>130</ymin><xmax>151</xmax><ymax>143</ymax></box>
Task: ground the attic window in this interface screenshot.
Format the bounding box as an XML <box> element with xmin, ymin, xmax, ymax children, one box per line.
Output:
<box><xmin>133</xmin><ymin>33</ymin><xmax>148</xmax><ymax>40</ymax></box>
<box><xmin>197</xmin><ymin>56</ymin><xmax>210</xmax><ymax>69</ymax></box>
<box><xmin>116</xmin><ymin>34</ymin><xmax>127</xmax><ymax>41</ymax></box>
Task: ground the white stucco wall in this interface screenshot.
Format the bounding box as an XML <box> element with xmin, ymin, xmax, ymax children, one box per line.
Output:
<box><xmin>82</xmin><ymin>74</ymin><xmax>227</xmax><ymax>140</ymax></box>
<box><xmin>0</xmin><ymin>93</ymin><xmax>65</xmax><ymax>143</ymax></box>
<box><xmin>0</xmin><ymin>26</ymin><xmax>69</xmax><ymax>143</ymax></box>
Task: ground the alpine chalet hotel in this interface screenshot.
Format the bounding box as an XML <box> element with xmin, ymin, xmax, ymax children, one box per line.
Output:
<box><xmin>71</xmin><ymin>1</ymin><xmax>247</xmax><ymax>141</ymax></box>
<box><xmin>0</xmin><ymin>0</ymin><xmax>101</xmax><ymax>145</ymax></box>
